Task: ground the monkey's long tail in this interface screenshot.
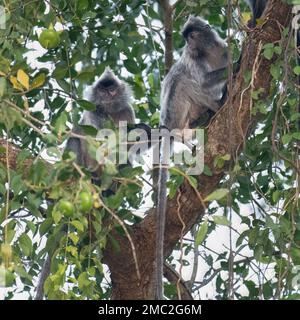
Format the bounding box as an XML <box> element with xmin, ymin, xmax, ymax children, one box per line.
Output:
<box><xmin>155</xmin><ymin>136</ymin><xmax>169</xmax><ymax>300</ymax></box>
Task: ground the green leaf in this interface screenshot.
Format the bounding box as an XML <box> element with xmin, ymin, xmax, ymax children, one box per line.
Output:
<box><xmin>71</xmin><ymin>220</ymin><xmax>84</xmax><ymax>232</ymax></box>
<box><xmin>54</xmin><ymin>111</ymin><xmax>67</xmax><ymax>133</ymax></box>
<box><xmin>31</xmin><ymin>73</ymin><xmax>46</xmax><ymax>89</ymax></box>
<box><xmin>263</xmin><ymin>282</ymin><xmax>273</xmax><ymax>299</ymax></box>
<box><xmin>39</xmin><ymin>218</ymin><xmax>53</xmax><ymax>237</ymax></box>
<box><xmin>77</xmin><ymin>99</ymin><xmax>96</xmax><ymax>111</ymax></box>
<box><xmin>282</xmin><ymin>133</ymin><xmax>292</xmax><ymax>145</ymax></box>
<box><xmin>16</xmin><ymin>150</ymin><xmax>31</xmax><ymax>164</ymax></box>
<box><xmin>274</xmin><ymin>46</ymin><xmax>282</xmax><ymax>55</ymax></box>
<box><xmin>104</xmin><ymin>161</ymin><xmax>118</xmax><ymax>176</ymax></box>
<box><xmin>52</xmin><ymin>65</ymin><xmax>68</xmax><ymax>80</ymax></box>
<box><xmin>66</xmin><ymin>245</ymin><xmax>78</xmax><ymax>257</ymax></box>
<box><xmin>186</xmin><ymin>175</ymin><xmax>198</xmax><ymax>189</ymax></box>
<box><xmin>52</xmin><ymin>210</ymin><xmax>62</xmax><ymax>224</ymax></box>
<box><xmin>26</xmin><ymin>221</ymin><xmax>37</xmax><ymax>234</ymax></box>
<box><xmin>195</xmin><ymin>220</ymin><xmax>208</xmax><ymax>246</ymax></box>
<box><xmin>76</xmin><ymin>0</ymin><xmax>89</xmax><ymax>12</ymax></box>
<box><xmin>106</xmin><ymin>190</ymin><xmax>124</xmax><ymax>209</ymax></box>
<box><xmin>221</xmin><ymin>154</ymin><xmax>231</xmax><ymax>161</ymax></box>
<box><xmin>263</xmin><ymin>43</ymin><xmax>274</xmax><ymax>60</ymax></box>
<box><xmin>294</xmin><ymin>66</ymin><xmax>300</xmax><ymax>76</ymax></box>
<box><xmin>0</xmin><ymin>267</ymin><xmax>15</xmax><ymax>287</ymax></box>
<box><xmin>56</xmin><ymin>79</ymin><xmax>71</xmax><ymax>92</ymax></box>
<box><xmin>291</xmin><ymin>247</ymin><xmax>300</xmax><ymax>265</ymax></box>
<box><xmin>78</xmin><ymin>272</ymin><xmax>90</xmax><ymax>289</ymax></box>
<box><xmin>204</xmin><ymin>188</ymin><xmax>229</xmax><ymax>202</ymax></box>
<box><xmin>6</xmin><ymin>229</ymin><xmax>16</xmax><ymax>243</ymax></box>
<box><xmin>43</xmin><ymin>133</ymin><xmax>57</xmax><ymax>144</ymax></box>
<box><xmin>46</xmin><ymin>147</ymin><xmax>61</xmax><ymax>158</ymax></box>
<box><xmin>254</xmin><ymin>245</ymin><xmax>263</xmax><ymax>261</ymax></box>
<box><xmin>14</xmin><ymin>265</ymin><xmax>32</xmax><ymax>281</ymax></box>
<box><xmin>270</xmin><ymin>64</ymin><xmax>281</xmax><ymax>80</ymax></box>
<box><xmin>19</xmin><ymin>234</ymin><xmax>32</xmax><ymax>256</ymax></box>
<box><xmin>272</xmin><ymin>190</ymin><xmax>280</xmax><ymax>203</ymax></box>
<box><xmin>69</xmin><ymin>232</ymin><xmax>79</xmax><ymax>245</ymax></box>
<box><xmin>258</xmin><ymin>103</ymin><xmax>268</xmax><ymax>114</ymax></box>
<box><xmin>213</xmin><ymin>215</ymin><xmax>231</xmax><ymax>226</ymax></box>
<box><xmin>203</xmin><ymin>165</ymin><xmax>213</xmax><ymax>176</ymax></box>
<box><xmin>124</xmin><ymin>59</ymin><xmax>140</xmax><ymax>74</ymax></box>
<box><xmin>11</xmin><ymin>174</ymin><xmax>24</xmax><ymax>195</ymax></box>
<box><xmin>292</xmin><ymin>132</ymin><xmax>300</xmax><ymax>140</ymax></box>
<box><xmin>79</xmin><ymin>125</ymin><xmax>98</xmax><ymax>136</ymax></box>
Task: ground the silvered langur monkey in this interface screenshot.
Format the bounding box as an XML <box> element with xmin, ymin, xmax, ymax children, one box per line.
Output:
<box><xmin>66</xmin><ymin>67</ymin><xmax>151</xmax><ymax>175</ymax></box>
<box><xmin>155</xmin><ymin>0</ymin><xmax>269</xmax><ymax>300</ymax></box>
<box><xmin>66</xmin><ymin>66</ymin><xmax>136</xmax><ymax>175</ymax></box>
<box><xmin>36</xmin><ymin>67</ymin><xmax>144</xmax><ymax>300</ymax></box>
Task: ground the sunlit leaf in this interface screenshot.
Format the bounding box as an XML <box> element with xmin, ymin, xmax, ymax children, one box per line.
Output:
<box><xmin>204</xmin><ymin>188</ymin><xmax>229</xmax><ymax>202</ymax></box>
<box><xmin>213</xmin><ymin>216</ymin><xmax>231</xmax><ymax>226</ymax></box>
<box><xmin>195</xmin><ymin>220</ymin><xmax>208</xmax><ymax>246</ymax></box>
<box><xmin>17</xmin><ymin>69</ymin><xmax>29</xmax><ymax>90</ymax></box>
<box><xmin>31</xmin><ymin>73</ymin><xmax>46</xmax><ymax>89</ymax></box>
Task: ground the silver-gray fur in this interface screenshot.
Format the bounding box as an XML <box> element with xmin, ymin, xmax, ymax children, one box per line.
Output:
<box><xmin>66</xmin><ymin>67</ymin><xmax>135</xmax><ymax>172</ymax></box>
<box><xmin>160</xmin><ymin>16</ymin><xmax>228</xmax><ymax>131</ymax></box>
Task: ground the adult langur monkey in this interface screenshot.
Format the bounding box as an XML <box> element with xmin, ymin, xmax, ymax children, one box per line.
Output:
<box><xmin>155</xmin><ymin>0</ymin><xmax>269</xmax><ymax>300</ymax></box>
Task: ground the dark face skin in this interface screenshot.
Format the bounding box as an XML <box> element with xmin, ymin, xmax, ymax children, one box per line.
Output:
<box><xmin>96</xmin><ymin>78</ymin><xmax>120</xmax><ymax>101</ymax></box>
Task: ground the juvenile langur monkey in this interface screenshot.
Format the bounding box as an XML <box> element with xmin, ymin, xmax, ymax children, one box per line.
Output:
<box><xmin>66</xmin><ymin>66</ymin><xmax>136</xmax><ymax>174</ymax></box>
<box><xmin>35</xmin><ymin>68</ymin><xmax>137</xmax><ymax>300</ymax></box>
<box><xmin>155</xmin><ymin>0</ymin><xmax>269</xmax><ymax>300</ymax></box>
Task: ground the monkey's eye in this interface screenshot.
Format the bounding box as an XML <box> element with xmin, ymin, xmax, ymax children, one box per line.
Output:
<box><xmin>205</xmin><ymin>24</ymin><xmax>211</xmax><ymax>29</ymax></box>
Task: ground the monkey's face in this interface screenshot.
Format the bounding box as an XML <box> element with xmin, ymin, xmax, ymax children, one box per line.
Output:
<box><xmin>182</xmin><ymin>16</ymin><xmax>225</xmax><ymax>58</ymax></box>
<box><xmin>95</xmin><ymin>79</ymin><xmax>122</xmax><ymax>103</ymax></box>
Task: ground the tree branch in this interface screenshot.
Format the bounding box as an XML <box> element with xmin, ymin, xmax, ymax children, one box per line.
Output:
<box><xmin>158</xmin><ymin>0</ymin><xmax>174</xmax><ymax>74</ymax></box>
<box><xmin>164</xmin><ymin>263</ymin><xmax>193</xmax><ymax>300</ymax></box>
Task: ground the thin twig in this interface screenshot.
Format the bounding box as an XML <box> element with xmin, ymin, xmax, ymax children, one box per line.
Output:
<box><xmin>99</xmin><ymin>199</ymin><xmax>141</xmax><ymax>281</ymax></box>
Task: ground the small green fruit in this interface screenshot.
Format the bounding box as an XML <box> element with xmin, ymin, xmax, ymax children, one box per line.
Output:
<box><xmin>39</xmin><ymin>29</ymin><xmax>60</xmax><ymax>49</ymax></box>
<box><xmin>58</xmin><ymin>200</ymin><xmax>74</xmax><ymax>218</ymax></box>
<box><xmin>79</xmin><ymin>192</ymin><xmax>93</xmax><ymax>212</ymax></box>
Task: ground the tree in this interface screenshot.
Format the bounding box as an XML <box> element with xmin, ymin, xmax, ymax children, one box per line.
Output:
<box><xmin>0</xmin><ymin>0</ymin><xmax>299</xmax><ymax>300</ymax></box>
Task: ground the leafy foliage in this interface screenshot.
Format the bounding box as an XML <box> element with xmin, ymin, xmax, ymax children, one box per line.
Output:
<box><xmin>0</xmin><ymin>0</ymin><xmax>299</xmax><ymax>300</ymax></box>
